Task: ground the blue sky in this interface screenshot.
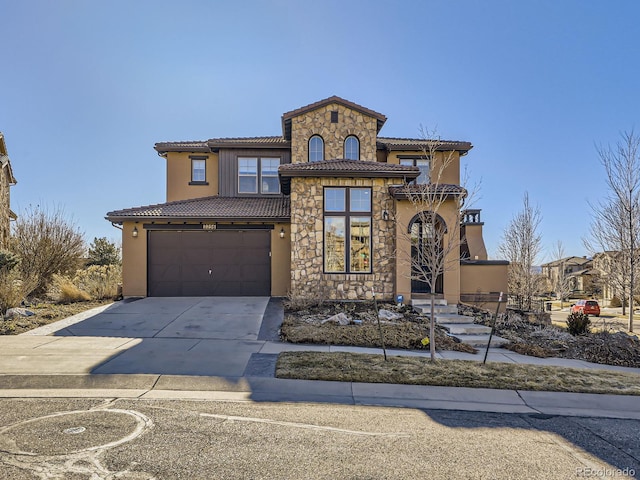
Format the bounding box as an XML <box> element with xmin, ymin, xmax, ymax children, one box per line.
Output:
<box><xmin>2</xmin><ymin>0</ymin><xmax>639</xmax><ymax>261</ymax></box>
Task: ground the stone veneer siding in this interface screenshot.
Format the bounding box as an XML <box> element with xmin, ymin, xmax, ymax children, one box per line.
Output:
<box><xmin>290</xmin><ymin>103</ymin><xmax>378</xmax><ymax>163</ymax></box>
<box><xmin>289</xmin><ymin>176</ymin><xmax>397</xmax><ymax>301</ymax></box>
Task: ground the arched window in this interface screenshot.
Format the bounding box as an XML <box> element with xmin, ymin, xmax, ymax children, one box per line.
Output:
<box><xmin>344</xmin><ymin>135</ymin><xmax>359</xmax><ymax>160</ymax></box>
<box><xmin>309</xmin><ymin>135</ymin><xmax>324</xmax><ymax>162</ymax></box>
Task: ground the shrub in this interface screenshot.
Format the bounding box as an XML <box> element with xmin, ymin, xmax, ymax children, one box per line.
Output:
<box><xmin>10</xmin><ymin>205</ymin><xmax>85</xmax><ymax>295</ymax></box>
<box><xmin>49</xmin><ymin>274</ymin><xmax>91</xmax><ymax>303</ymax></box>
<box><xmin>73</xmin><ymin>264</ymin><xmax>122</xmax><ymax>300</ymax></box>
<box><xmin>609</xmin><ymin>296</ymin><xmax>623</xmax><ymax>308</ymax></box>
<box><xmin>566</xmin><ymin>311</ymin><xmax>591</xmax><ymax>336</ymax></box>
<box><xmin>87</xmin><ymin>237</ymin><xmax>121</xmax><ymax>266</ymax></box>
<box><xmin>0</xmin><ymin>250</ymin><xmax>19</xmax><ymax>271</ymax></box>
<box><xmin>0</xmin><ymin>269</ymin><xmax>38</xmax><ymax>315</ymax></box>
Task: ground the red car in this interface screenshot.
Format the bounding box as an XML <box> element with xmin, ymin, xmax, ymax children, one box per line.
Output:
<box><xmin>571</xmin><ymin>300</ymin><xmax>600</xmax><ymax>317</ymax></box>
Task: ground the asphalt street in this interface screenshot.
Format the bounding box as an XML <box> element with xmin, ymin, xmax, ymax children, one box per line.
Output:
<box><xmin>0</xmin><ymin>397</ymin><xmax>638</xmax><ymax>479</ymax></box>
<box><xmin>1</xmin><ymin>298</ymin><xmax>639</xmax><ymax>478</ymax></box>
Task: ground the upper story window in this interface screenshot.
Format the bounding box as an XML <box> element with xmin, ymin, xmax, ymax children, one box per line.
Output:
<box><xmin>238</xmin><ymin>157</ymin><xmax>258</xmax><ymax>193</ymax></box>
<box><xmin>190</xmin><ymin>156</ymin><xmax>208</xmax><ymax>185</ymax></box>
<box><xmin>400</xmin><ymin>157</ymin><xmax>430</xmax><ymax>184</ymax></box>
<box><xmin>261</xmin><ymin>158</ymin><xmax>280</xmax><ymax>194</ymax></box>
<box><xmin>238</xmin><ymin>157</ymin><xmax>281</xmax><ymax>194</ymax></box>
<box><xmin>323</xmin><ymin>187</ymin><xmax>372</xmax><ymax>273</ymax></box>
<box><xmin>344</xmin><ymin>136</ymin><xmax>359</xmax><ymax>160</ymax></box>
<box><xmin>309</xmin><ymin>135</ymin><xmax>324</xmax><ymax>162</ymax></box>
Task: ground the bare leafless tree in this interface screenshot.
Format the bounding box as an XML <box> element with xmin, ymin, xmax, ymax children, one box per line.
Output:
<box><xmin>394</xmin><ymin>127</ymin><xmax>478</xmax><ymax>361</ymax></box>
<box><xmin>584</xmin><ymin>130</ymin><xmax>640</xmax><ymax>331</ymax></box>
<box><xmin>497</xmin><ymin>192</ymin><xmax>544</xmax><ymax>312</ymax></box>
<box><xmin>10</xmin><ymin>205</ymin><xmax>85</xmax><ymax>296</ymax></box>
<box><xmin>550</xmin><ymin>241</ymin><xmax>572</xmax><ymax>309</ymax></box>
<box><xmin>585</xmin><ymin>200</ymin><xmax>634</xmax><ymax>315</ymax></box>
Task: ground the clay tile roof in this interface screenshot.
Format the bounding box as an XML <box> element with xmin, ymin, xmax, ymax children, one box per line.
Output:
<box><xmin>154</xmin><ymin>141</ymin><xmax>210</xmax><ymax>154</ymax></box>
<box><xmin>278</xmin><ymin>159</ymin><xmax>419</xmax><ymax>195</ymax></box>
<box><xmin>377</xmin><ymin>137</ymin><xmax>473</xmax><ymax>153</ymax></box>
<box><xmin>207</xmin><ymin>136</ymin><xmax>289</xmax><ymax>149</ymax></box>
<box><xmin>154</xmin><ymin>137</ymin><xmax>290</xmax><ymax>154</ymax></box>
<box><xmin>278</xmin><ymin>159</ymin><xmax>419</xmax><ymax>178</ymax></box>
<box><xmin>281</xmin><ymin>96</ymin><xmax>387</xmax><ymax>139</ymax></box>
<box><xmin>106</xmin><ymin>196</ymin><xmax>290</xmax><ymax>222</ymax></box>
<box><xmin>388</xmin><ymin>184</ymin><xmax>467</xmax><ymax>199</ymax></box>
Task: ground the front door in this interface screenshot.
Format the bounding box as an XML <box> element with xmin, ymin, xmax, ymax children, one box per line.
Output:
<box><xmin>410</xmin><ymin>218</ymin><xmax>443</xmax><ymax>294</ymax></box>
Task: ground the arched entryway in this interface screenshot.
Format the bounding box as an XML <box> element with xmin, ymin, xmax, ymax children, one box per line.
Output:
<box><xmin>408</xmin><ymin>212</ymin><xmax>446</xmax><ymax>294</ymax></box>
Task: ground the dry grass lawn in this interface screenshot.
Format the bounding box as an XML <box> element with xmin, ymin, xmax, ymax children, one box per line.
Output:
<box><xmin>276</xmin><ymin>351</ymin><xmax>640</xmax><ymax>396</ymax></box>
<box><xmin>0</xmin><ymin>300</ymin><xmax>113</xmax><ymax>335</ymax></box>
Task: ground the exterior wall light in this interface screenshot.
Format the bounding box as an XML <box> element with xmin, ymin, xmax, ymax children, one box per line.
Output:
<box><xmin>382</xmin><ymin>210</ymin><xmax>389</xmax><ymax>221</ymax></box>
<box><xmin>132</xmin><ymin>226</ymin><xmax>139</xmax><ymax>238</ymax></box>
<box><xmin>279</xmin><ymin>228</ymin><xmax>286</xmax><ymax>239</ymax></box>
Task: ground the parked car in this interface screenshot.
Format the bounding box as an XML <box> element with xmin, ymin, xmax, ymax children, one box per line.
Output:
<box><xmin>571</xmin><ymin>299</ymin><xmax>600</xmax><ymax>316</ymax></box>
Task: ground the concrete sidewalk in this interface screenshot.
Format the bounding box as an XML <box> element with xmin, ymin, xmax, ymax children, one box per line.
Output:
<box><xmin>0</xmin><ymin>302</ymin><xmax>639</xmax><ymax>419</ymax></box>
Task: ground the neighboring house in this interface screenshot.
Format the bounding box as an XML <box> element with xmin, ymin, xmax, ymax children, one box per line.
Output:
<box><xmin>591</xmin><ymin>251</ymin><xmax>640</xmax><ymax>305</ymax></box>
<box><xmin>106</xmin><ymin>96</ymin><xmax>507</xmax><ymax>306</ymax></box>
<box><xmin>0</xmin><ymin>133</ymin><xmax>17</xmax><ymax>249</ymax></box>
<box><xmin>540</xmin><ymin>256</ymin><xmax>594</xmax><ymax>298</ymax></box>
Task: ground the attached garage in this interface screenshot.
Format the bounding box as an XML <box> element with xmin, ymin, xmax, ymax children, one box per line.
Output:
<box><xmin>148</xmin><ymin>229</ymin><xmax>271</xmax><ymax>297</ymax></box>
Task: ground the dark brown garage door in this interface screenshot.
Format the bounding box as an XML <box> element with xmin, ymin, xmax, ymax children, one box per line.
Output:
<box><xmin>148</xmin><ymin>230</ymin><xmax>271</xmax><ymax>296</ymax></box>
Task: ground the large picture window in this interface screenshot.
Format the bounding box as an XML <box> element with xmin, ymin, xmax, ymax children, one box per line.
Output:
<box><xmin>238</xmin><ymin>157</ymin><xmax>281</xmax><ymax>194</ymax></box>
<box><xmin>324</xmin><ymin>187</ymin><xmax>371</xmax><ymax>273</ymax></box>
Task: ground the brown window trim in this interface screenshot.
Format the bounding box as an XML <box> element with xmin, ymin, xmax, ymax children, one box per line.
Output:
<box><xmin>190</xmin><ymin>155</ymin><xmax>208</xmax><ymax>183</ymax></box>
<box><xmin>323</xmin><ymin>186</ymin><xmax>372</xmax><ymax>274</ymax></box>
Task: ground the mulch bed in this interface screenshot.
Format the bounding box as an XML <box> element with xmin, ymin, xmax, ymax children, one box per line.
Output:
<box><xmin>281</xmin><ymin>301</ymin><xmax>476</xmax><ymax>354</ymax></box>
<box><xmin>282</xmin><ymin>300</ymin><xmax>640</xmax><ymax>367</ymax></box>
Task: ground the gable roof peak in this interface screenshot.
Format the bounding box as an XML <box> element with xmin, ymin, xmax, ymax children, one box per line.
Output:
<box><xmin>281</xmin><ymin>96</ymin><xmax>387</xmax><ymax>140</ymax></box>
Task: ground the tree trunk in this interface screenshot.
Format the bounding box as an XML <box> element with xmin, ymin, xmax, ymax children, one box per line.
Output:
<box><xmin>629</xmin><ymin>292</ymin><xmax>634</xmax><ymax>333</ymax></box>
<box><xmin>430</xmin><ymin>293</ymin><xmax>436</xmax><ymax>362</ymax></box>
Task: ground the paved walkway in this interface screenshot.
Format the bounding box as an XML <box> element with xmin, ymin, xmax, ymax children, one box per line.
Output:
<box><xmin>0</xmin><ymin>299</ymin><xmax>639</xmax><ymax>419</ymax></box>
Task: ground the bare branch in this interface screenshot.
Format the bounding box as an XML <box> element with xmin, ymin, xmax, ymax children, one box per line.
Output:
<box><xmin>497</xmin><ymin>192</ymin><xmax>544</xmax><ymax>311</ymax></box>
<box><xmin>587</xmin><ymin>130</ymin><xmax>640</xmax><ymax>331</ymax></box>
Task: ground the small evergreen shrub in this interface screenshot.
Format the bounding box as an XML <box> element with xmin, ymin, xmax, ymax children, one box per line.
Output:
<box><xmin>566</xmin><ymin>311</ymin><xmax>591</xmax><ymax>336</ymax></box>
<box><xmin>0</xmin><ymin>250</ymin><xmax>19</xmax><ymax>271</ymax></box>
<box><xmin>609</xmin><ymin>296</ymin><xmax>622</xmax><ymax>308</ymax></box>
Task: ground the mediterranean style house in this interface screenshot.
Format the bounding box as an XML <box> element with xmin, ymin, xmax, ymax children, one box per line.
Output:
<box><xmin>0</xmin><ymin>133</ymin><xmax>17</xmax><ymax>249</ymax></box>
<box><xmin>106</xmin><ymin>96</ymin><xmax>507</xmax><ymax>306</ymax></box>
<box><xmin>540</xmin><ymin>256</ymin><xmax>595</xmax><ymax>298</ymax></box>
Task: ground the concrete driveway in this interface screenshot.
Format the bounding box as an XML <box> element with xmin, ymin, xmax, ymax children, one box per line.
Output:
<box><xmin>26</xmin><ymin>297</ymin><xmax>280</xmax><ymax>378</ymax></box>
<box><xmin>57</xmin><ymin>297</ymin><xmax>270</xmax><ymax>340</ymax></box>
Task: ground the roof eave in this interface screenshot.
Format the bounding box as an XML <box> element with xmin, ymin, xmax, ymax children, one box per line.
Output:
<box><xmin>208</xmin><ymin>140</ymin><xmax>291</xmax><ymax>151</ymax></box>
<box><xmin>388</xmin><ymin>186</ymin><xmax>468</xmax><ymax>200</ymax></box>
<box><xmin>278</xmin><ymin>170</ymin><xmax>419</xmax><ymax>180</ymax></box>
<box><xmin>106</xmin><ymin>215</ymin><xmax>291</xmax><ymax>224</ymax></box>
<box><xmin>378</xmin><ymin>141</ymin><xmax>473</xmax><ymax>154</ymax></box>
<box><xmin>154</xmin><ymin>143</ymin><xmax>211</xmax><ymax>155</ymax></box>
